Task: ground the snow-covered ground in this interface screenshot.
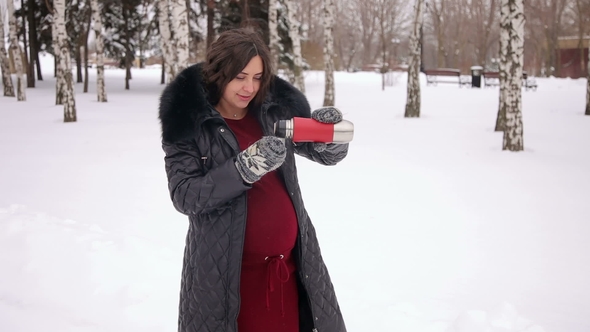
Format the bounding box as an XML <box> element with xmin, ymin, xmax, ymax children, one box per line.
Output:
<box><xmin>1</xmin><ymin>56</ymin><xmax>589</xmax><ymax>332</ymax></box>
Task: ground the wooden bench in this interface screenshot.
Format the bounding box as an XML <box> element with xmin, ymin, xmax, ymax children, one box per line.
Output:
<box><xmin>483</xmin><ymin>71</ymin><xmax>500</xmax><ymax>87</ymax></box>
<box><xmin>522</xmin><ymin>72</ymin><xmax>538</xmax><ymax>91</ymax></box>
<box><xmin>424</xmin><ymin>68</ymin><xmax>467</xmax><ymax>87</ymax></box>
<box><xmin>482</xmin><ymin>71</ymin><xmax>538</xmax><ymax>91</ymax></box>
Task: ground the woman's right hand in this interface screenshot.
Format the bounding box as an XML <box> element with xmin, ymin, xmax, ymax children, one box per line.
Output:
<box><xmin>235</xmin><ymin>136</ymin><xmax>286</xmax><ymax>183</ymax></box>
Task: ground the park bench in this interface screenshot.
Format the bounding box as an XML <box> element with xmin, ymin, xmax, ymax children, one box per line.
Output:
<box><xmin>482</xmin><ymin>71</ymin><xmax>538</xmax><ymax>91</ymax></box>
<box><xmin>424</xmin><ymin>68</ymin><xmax>470</xmax><ymax>87</ymax></box>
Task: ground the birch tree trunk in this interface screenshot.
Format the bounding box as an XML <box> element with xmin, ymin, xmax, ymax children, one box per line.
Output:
<box><xmin>171</xmin><ymin>0</ymin><xmax>189</xmax><ymax>73</ymax></box>
<box><xmin>123</xmin><ymin>5</ymin><xmax>131</xmax><ymax>90</ymax></box>
<box><xmin>322</xmin><ymin>0</ymin><xmax>335</xmax><ymax>106</ymax></box>
<box><xmin>268</xmin><ymin>0</ymin><xmax>280</xmax><ymax>74</ymax></box>
<box><xmin>286</xmin><ymin>0</ymin><xmax>305</xmax><ymax>93</ymax></box>
<box><xmin>7</xmin><ymin>0</ymin><xmax>26</xmax><ymax>101</ymax></box>
<box><xmin>586</xmin><ymin>46</ymin><xmax>589</xmax><ymax>116</ymax></box>
<box><xmin>52</xmin><ymin>5</ymin><xmax>65</xmax><ymax>104</ymax></box>
<box><xmin>495</xmin><ymin>0</ymin><xmax>510</xmax><ymax>131</ymax></box>
<box><xmin>29</xmin><ymin>0</ymin><xmax>42</xmax><ymax>81</ymax></box>
<box><xmin>0</xmin><ymin>4</ymin><xmax>15</xmax><ymax>97</ymax></box>
<box><xmin>90</xmin><ymin>0</ymin><xmax>107</xmax><ymax>101</ymax></box>
<box><xmin>405</xmin><ymin>0</ymin><xmax>424</xmax><ymax>118</ymax></box>
<box><xmin>83</xmin><ymin>13</ymin><xmax>90</xmax><ymax>93</ymax></box>
<box><xmin>27</xmin><ymin>0</ymin><xmax>36</xmax><ymax>87</ymax></box>
<box><xmin>158</xmin><ymin>0</ymin><xmax>176</xmax><ymax>82</ymax></box>
<box><xmin>55</xmin><ymin>0</ymin><xmax>77</xmax><ymax>122</ymax></box>
<box><xmin>501</xmin><ymin>0</ymin><xmax>524</xmax><ymax>151</ymax></box>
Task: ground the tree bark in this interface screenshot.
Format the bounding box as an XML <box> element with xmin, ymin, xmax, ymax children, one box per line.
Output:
<box><xmin>35</xmin><ymin>43</ymin><xmax>42</xmax><ymax>81</ymax></box>
<box><xmin>405</xmin><ymin>0</ymin><xmax>424</xmax><ymax>118</ymax></box>
<box><xmin>55</xmin><ymin>0</ymin><xmax>77</xmax><ymax>122</ymax></box>
<box><xmin>501</xmin><ymin>0</ymin><xmax>524</xmax><ymax>151</ymax></box>
<box><xmin>586</xmin><ymin>46</ymin><xmax>589</xmax><ymax>115</ymax></box>
<box><xmin>19</xmin><ymin>0</ymin><xmax>32</xmax><ymax>89</ymax></box>
<box><xmin>0</xmin><ymin>4</ymin><xmax>16</xmax><ymax>97</ymax></box>
<box><xmin>90</xmin><ymin>0</ymin><xmax>107</xmax><ymax>102</ymax></box>
<box><xmin>161</xmin><ymin>59</ymin><xmax>165</xmax><ymax>84</ymax></box>
<box><xmin>27</xmin><ymin>0</ymin><xmax>37</xmax><ymax>87</ymax></box>
<box><xmin>575</xmin><ymin>0</ymin><xmax>586</xmax><ymax>73</ymax></box>
<box><xmin>158</xmin><ymin>0</ymin><xmax>176</xmax><ymax>82</ymax></box>
<box><xmin>286</xmin><ymin>0</ymin><xmax>305</xmax><ymax>93</ymax></box>
<box><xmin>76</xmin><ymin>46</ymin><xmax>83</xmax><ymax>83</ymax></box>
<box><xmin>83</xmin><ymin>11</ymin><xmax>91</xmax><ymax>93</ymax></box>
<box><xmin>30</xmin><ymin>0</ymin><xmax>42</xmax><ymax>81</ymax></box>
<box><xmin>171</xmin><ymin>0</ymin><xmax>189</xmax><ymax>73</ymax></box>
<box><xmin>268</xmin><ymin>0</ymin><xmax>279</xmax><ymax>74</ymax></box>
<box><xmin>52</xmin><ymin>3</ymin><xmax>65</xmax><ymax>104</ymax></box>
<box><xmin>123</xmin><ymin>5</ymin><xmax>131</xmax><ymax>90</ymax></box>
<box><xmin>7</xmin><ymin>0</ymin><xmax>26</xmax><ymax>101</ymax></box>
<box><xmin>495</xmin><ymin>0</ymin><xmax>510</xmax><ymax>132</ymax></box>
<box><xmin>322</xmin><ymin>0</ymin><xmax>335</xmax><ymax>106</ymax></box>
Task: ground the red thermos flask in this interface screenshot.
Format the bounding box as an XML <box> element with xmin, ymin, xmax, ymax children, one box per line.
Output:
<box><xmin>273</xmin><ymin>117</ymin><xmax>354</xmax><ymax>144</ymax></box>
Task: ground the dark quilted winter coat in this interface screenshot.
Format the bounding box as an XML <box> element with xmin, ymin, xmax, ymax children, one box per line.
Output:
<box><xmin>158</xmin><ymin>63</ymin><xmax>348</xmax><ymax>332</ymax></box>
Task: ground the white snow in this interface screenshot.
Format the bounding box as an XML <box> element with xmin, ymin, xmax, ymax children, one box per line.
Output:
<box><xmin>1</xmin><ymin>56</ymin><xmax>589</xmax><ymax>332</ymax></box>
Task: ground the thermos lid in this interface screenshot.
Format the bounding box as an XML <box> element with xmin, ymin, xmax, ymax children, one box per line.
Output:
<box><xmin>332</xmin><ymin>119</ymin><xmax>354</xmax><ymax>143</ymax></box>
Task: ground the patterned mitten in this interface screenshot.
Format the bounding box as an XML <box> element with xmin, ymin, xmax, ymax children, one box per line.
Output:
<box><xmin>311</xmin><ymin>106</ymin><xmax>343</xmax><ymax>124</ymax></box>
<box><xmin>311</xmin><ymin>107</ymin><xmax>344</xmax><ymax>152</ymax></box>
<box><xmin>235</xmin><ymin>136</ymin><xmax>286</xmax><ymax>184</ymax></box>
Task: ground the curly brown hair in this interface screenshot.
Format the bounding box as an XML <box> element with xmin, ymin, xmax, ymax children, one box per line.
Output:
<box><xmin>203</xmin><ymin>27</ymin><xmax>273</xmax><ymax>110</ymax></box>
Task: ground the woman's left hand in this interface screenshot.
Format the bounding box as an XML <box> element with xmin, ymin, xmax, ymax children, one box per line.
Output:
<box><xmin>311</xmin><ymin>106</ymin><xmax>343</xmax><ymax>124</ymax></box>
<box><xmin>311</xmin><ymin>107</ymin><xmax>343</xmax><ymax>152</ymax></box>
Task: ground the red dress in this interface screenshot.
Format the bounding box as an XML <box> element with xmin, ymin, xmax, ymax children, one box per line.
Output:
<box><xmin>225</xmin><ymin>111</ymin><xmax>300</xmax><ymax>332</ymax></box>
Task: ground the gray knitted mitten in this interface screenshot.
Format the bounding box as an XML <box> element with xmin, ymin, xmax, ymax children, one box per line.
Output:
<box><xmin>235</xmin><ymin>136</ymin><xmax>286</xmax><ymax>184</ymax></box>
<box><xmin>311</xmin><ymin>107</ymin><xmax>343</xmax><ymax>152</ymax></box>
<box><xmin>311</xmin><ymin>106</ymin><xmax>343</xmax><ymax>124</ymax></box>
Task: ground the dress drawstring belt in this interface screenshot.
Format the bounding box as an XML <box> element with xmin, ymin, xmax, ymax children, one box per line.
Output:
<box><xmin>265</xmin><ymin>254</ymin><xmax>290</xmax><ymax>317</ymax></box>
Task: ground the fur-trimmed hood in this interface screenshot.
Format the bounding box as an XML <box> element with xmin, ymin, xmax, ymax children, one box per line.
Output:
<box><xmin>158</xmin><ymin>63</ymin><xmax>311</xmax><ymax>144</ymax></box>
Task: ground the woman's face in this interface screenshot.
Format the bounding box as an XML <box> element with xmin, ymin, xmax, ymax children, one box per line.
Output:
<box><xmin>220</xmin><ymin>55</ymin><xmax>263</xmax><ymax>111</ymax></box>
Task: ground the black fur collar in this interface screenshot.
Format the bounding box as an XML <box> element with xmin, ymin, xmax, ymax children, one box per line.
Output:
<box><xmin>158</xmin><ymin>63</ymin><xmax>310</xmax><ymax>144</ymax></box>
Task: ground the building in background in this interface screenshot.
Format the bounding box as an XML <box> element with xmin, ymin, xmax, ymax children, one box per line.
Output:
<box><xmin>557</xmin><ymin>36</ymin><xmax>589</xmax><ymax>79</ymax></box>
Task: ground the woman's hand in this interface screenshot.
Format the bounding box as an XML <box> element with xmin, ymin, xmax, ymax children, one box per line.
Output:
<box><xmin>311</xmin><ymin>107</ymin><xmax>343</xmax><ymax>152</ymax></box>
<box><xmin>235</xmin><ymin>136</ymin><xmax>287</xmax><ymax>183</ymax></box>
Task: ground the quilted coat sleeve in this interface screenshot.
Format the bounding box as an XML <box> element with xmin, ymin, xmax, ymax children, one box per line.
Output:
<box><xmin>163</xmin><ymin>139</ymin><xmax>251</xmax><ymax>215</ymax></box>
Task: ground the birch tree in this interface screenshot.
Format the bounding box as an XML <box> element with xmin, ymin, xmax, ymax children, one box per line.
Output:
<box><xmin>55</xmin><ymin>0</ymin><xmax>77</xmax><ymax>122</ymax></box>
<box><xmin>158</xmin><ymin>0</ymin><xmax>176</xmax><ymax>82</ymax></box>
<box><xmin>268</xmin><ymin>0</ymin><xmax>279</xmax><ymax>74</ymax></box>
<box><xmin>323</xmin><ymin>0</ymin><xmax>335</xmax><ymax>106</ymax></box>
<box><xmin>286</xmin><ymin>0</ymin><xmax>305</xmax><ymax>93</ymax></box>
<box><xmin>171</xmin><ymin>0</ymin><xmax>189</xmax><ymax>73</ymax></box>
<box><xmin>90</xmin><ymin>0</ymin><xmax>107</xmax><ymax>102</ymax></box>
<box><xmin>405</xmin><ymin>0</ymin><xmax>424</xmax><ymax>118</ymax></box>
<box><xmin>500</xmin><ymin>0</ymin><xmax>524</xmax><ymax>151</ymax></box>
<box><xmin>51</xmin><ymin>4</ymin><xmax>66</xmax><ymax>104</ymax></box>
<box><xmin>0</xmin><ymin>4</ymin><xmax>15</xmax><ymax>97</ymax></box>
<box><xmin>6</xmin><ymin>0</ymin><xmax>26</xmax><ymax>101</ymax></box>
<box><xmin>495</xmin><ymin>4</ymin><xmax>509</xmax><ymax>132</ymax></box>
